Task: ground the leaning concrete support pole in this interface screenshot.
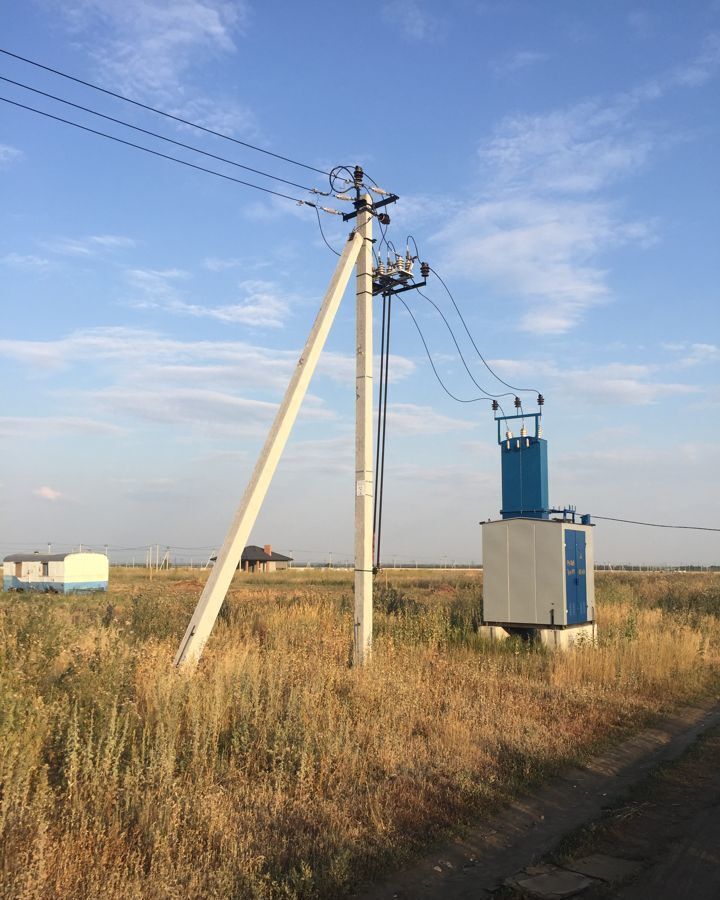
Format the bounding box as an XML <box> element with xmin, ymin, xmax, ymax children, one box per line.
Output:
<box><xmin>354</xmin><ymin>197</ymin><xmax>373</xmax><ymax>665</ymax></box>
<box><xmin>175</xmin><ymin>231</ymin><xmax>364</xmax><ymax>667</ymax></box>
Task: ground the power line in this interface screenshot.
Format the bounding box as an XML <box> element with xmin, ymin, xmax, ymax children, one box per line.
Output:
<box><xmin>416</xmin><ymin>288</ymin><xmax>511</xmax><ymax>412</ymax></box>
<box><xmin>374</xmin><ymin>295</ymin><xmax>392</xmax><ymax>570</ymax></box>
<box><xmin>315</xmin><ymin>205</ymin><xmax>341</xmax><ymax>256</ymax></box>
<box><xmin>0</xmin><ymin>95</ymin><xmax>338</xmax><ymax>210</ymax></box>
<box><xmin>396</xmin><ymin>296</ymin><xmax>492</xmax><ymax>405</ymax></box>
<box><xmin>0</xmin><ymin>46</ymin><xmax>336</xmax><ymax>180</ymax></box>
<box><xmin>0</xmin><ymin>74</ymin><xmax>324</xmax><ymax>194</ymax></box>
<box><xmin>590</xmin><ymin>515</ymin><xmax>720</xmax><ymax>533</ymax></box>
<box><xmin>430</xmin><ymin>266</ymin><xmax>541</xmax><ymax>397</ymax></box>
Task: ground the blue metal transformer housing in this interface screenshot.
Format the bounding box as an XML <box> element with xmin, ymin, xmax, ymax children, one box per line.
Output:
<box><xmin>496</xmin><ymin>412</ymin><xmax>549</xmax><ymax>519</ymax></box>
<box><xmin>501</xmin><ymin>435</ymin><xmax>549</xmax><ymax>519</ymax></box>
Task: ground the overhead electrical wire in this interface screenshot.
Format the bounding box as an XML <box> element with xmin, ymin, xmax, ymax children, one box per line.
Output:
<box><xmin>0</xmin><ymin>95</ymin><xmax>341</xmax><ymax>210</ymax></box>
<box><xmin>416</xmin><ymin>287</ymin><xmax>512</xmax><ymax>410</ymax></box>
<box><xmin>396</xmin><ymin>296</ymin><xmax>493</xmax><ymax>406</ymax></box>
<box><xmin>373</xmin><ymin>295</ymin><xmax>392</xmax><ymax>571</ymax></box>
<box><xmin>0</xmin><ymin>74</ymin><xmax>325</xmax><ymax>194</ymax></box>
<box><xmin>314</xmin><ymin>205</ymin><xmax>342</xmax><ymax>256</ymax></box>
<box><xmin>590</xmin><ymin>516</ymin><xmax>720</xmax><ymax>533</ymax></box>
<box><xmin>429</xmin><ymin>265</ymin><xmax>541</xmax><ymax>397</ymax></box>
<box><xmin>0</xmin><ymin>46</ymin><xmax>337</xmax><ymax>180</ymax></box>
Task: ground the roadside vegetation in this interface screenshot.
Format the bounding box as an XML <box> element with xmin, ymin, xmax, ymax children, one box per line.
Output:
<box><xmin>1</xmin><ymin>569</ymin><xmax>718</xmax><ymax>898</ymax></box>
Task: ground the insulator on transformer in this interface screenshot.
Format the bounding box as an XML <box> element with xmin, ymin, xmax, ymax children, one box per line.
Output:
<box><xmin>520</xmin><ymin>426</ymin><xmax>527</xmax><ymax>437</ymax></box>
<box><xmin>492</xmin><ymin>400</ymin><xmax>499</xmax><ymax>411</ymax></box>
<box><xmin>537</xmin><ymin>393</ymin><xmax>545</xmax><ymax>406</ymax></box>
<box><xmin>514</xmin><ymin>396</ymin><xmax>521</xmax><ymax>409</ymax></box>
<box><xmin>377</xmin><ymin>261</ymin><xmax>385</xmax><ymax>275</ymax></box>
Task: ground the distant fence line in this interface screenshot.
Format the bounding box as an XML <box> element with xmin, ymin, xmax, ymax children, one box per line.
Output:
<box><xmin>0</xmin><ymin>542</ymin><xmax>715</xmax><ymax>571</ymax></box>
<box><xmin>108</xmin><ymin>560</ymin><xmax>719</xmax><ymax>572</ymax></box>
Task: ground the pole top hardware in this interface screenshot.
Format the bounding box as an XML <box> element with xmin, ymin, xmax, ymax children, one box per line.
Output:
<box><xmin>342</xmin><ymin>193</ymin><xmax>400</xmax><ymax>222</ymax></box>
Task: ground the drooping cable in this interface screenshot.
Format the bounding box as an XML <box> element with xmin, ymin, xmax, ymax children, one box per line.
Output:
<box><xmin>590</xmin><ymin>516</ymin><xmax>720</xmax><ymax>533</ymax></box>
<box><xmin>429</xmin><ymin>266</ymin><xmax>540</xmax><ymax>396</ymax></box>
<box><xmin>0</xmin><ymin>46</ymin><xmax>334</xmax><ymax>179</ymax></box>
<box><xmin>417</xmin><ymin>287</ymin><xmax>511</xmax><ymax>413</ymax></box>
<box><xmin>0</xmin><ymin>75</ymin><xmax>324</xmax><ymax>194</ymax></box>
<box><xmin>315</xmin><ymin>205</ymin><xmax>341</xmax><ymax>256</ymax></box>
<box><xmin>373</xmin><ymin>295</ymin><xmax>392</xmax><ymax>571</ymax></box>
<box><xmin>0</xmin><ymin>96</ymin><xmax>339</xmax><ymax>209</ymax></box>
<box><xmin>397</xmin><ymin>296</ymin><xmax>493</xmax><ymax>406</ymax></box>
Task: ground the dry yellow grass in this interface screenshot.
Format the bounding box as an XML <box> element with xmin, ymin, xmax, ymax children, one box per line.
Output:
<box><xmin>1</xmin><ymin>569</ymin><xmax>718</xmax><ymax>898</ymax></box>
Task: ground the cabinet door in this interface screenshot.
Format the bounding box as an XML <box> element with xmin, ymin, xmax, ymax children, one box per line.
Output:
<box><xmin>565</xmin><ymin>530</ymin><xmax>588</xmax><ymax>624</ymax></box>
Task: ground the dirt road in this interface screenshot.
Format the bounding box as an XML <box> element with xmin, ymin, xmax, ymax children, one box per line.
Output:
<box><xmin>356</xmin><ymin>699</ymin><xmax>720</xmax><ymax>899</ymax></box>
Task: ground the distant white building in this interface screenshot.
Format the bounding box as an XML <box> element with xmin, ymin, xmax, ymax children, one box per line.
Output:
<box><xmin>3</xmin><ymin>551</ymin><xmax>109</xmax><ymax>593</ymax></box>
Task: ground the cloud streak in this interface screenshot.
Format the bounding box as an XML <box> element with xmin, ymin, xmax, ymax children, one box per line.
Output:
<box><xmin>432</xmin><ymin>36</ymin><xmax>718</xmax><ymax>334</ymax></box>
<box><xmin>56</xmin><ymin>0</ymin><xmax>255</xmax><ymax>135</ymax></box>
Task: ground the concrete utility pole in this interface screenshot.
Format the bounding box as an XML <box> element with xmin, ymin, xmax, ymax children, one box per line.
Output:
<box><xmin>175</xmin><ymin>230</ymin><xmax>365</xmax><ymax>667</ymax></box>
<box><xmin>354</xmin><ymin>197</ymin><xmax>373</xmax><ymax>665</ymax></box>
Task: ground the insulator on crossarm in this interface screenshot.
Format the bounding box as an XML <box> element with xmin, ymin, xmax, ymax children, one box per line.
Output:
<box><xmin>492</xmin><ymin>400</ymin><xmax>499</xmax><ymax>412</ymax></box>
<box><xmin>537</xmin><ymin>394</ymin><xmax>544</xmax><ymax>406</ymax></box>
<box><xmin>420</xmin><ymin>261</ymin><xmax>430</xmax><ymax>278</ymax></box>
<box><xmin>514</xmin><ymin>396</ymin><xmax>521</xmax><ymax>409</ymax></box>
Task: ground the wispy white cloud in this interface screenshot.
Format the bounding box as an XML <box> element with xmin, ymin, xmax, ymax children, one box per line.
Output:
<box><xmin>381</xmin><ymin>0</ymin><xmax>443</xmax><ymax>42</ymax></box>
<box><xmin>1</xmin><ymin>252</ymin><xmax>51</xmax><ymax>269</ymax></box>
<box><xmin>482</xmin><ymin>358</ymin><xmax>701</xmax><ymax>405</ymax></box>
<box><xmin>491</xmin><ymin>50</ymin><xmax>548</xmax><ymax>76</ymax></box>
<box><xmin>34</xmin><ymin>485</ymin><xmax>64</xmax><ymax>502</ymax></box>
<box><xmin>55</xmin><ymin>1</ymin><xmax>255</xmax><ymax>134</ymax></box>
<box><xmin>202</xmin><ymin>256</ymin><xmax>244</xmax><ymax>272</ymax></box>
<box><xmin>387</xmin><ymin>403</ymin><xmax>476</xmax><ymax>435</ymax></box>
<box><xmin>0</xmin><ymin>144</ymin><xmax>22</xmax><ymax>166</ymax></box>
<box><xmin>0</xmin><ymin>327</ymin><xmax>345</xmax><ymax>435</ymax></box>
<box><xmin>0</xmin><ymin>416</ymin><xmax>124</xmax><ymax>438</ymax></box>
<box><xmin>435</xmin><ymin>197</ymin><xmax>653</xmax><ymax>333</ymax></box>
<box><xmin>627</xmin><ymin>9</ymin><xmax>654</xmax><ymax>38</ymax></box>
<box><xmin>433</xmin><ymin>38</ymin><xmax>718</xmax><ymax>334</ymax></box>
<box><xmin>664</xmin><ymin>341</ymin><xmax>720</xmax><ymax>368</ymax></box>
<box><xmin>125</xmin><ymin>269</ymin><xmax>294</xmax><ymax>328</ymax></box>
<box><xmin>43</xmin><ymin>234</ymin><xmax>136</xmax><ymax>257</ymax></box>
<box><xmin>173</xmin><ymin>279</ymin><xmax>291</xmax><ymax>328</ymax></box>
<box><xmin>477</xmin><ymin>102</ymin><xmax>655</xmax><ymax>195</ymax></box>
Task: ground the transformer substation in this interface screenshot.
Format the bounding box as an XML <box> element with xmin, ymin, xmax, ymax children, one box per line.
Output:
<box><xmin>481</xmin><ymin>401</ymin><xmax>597</xmax><ymax>649</ymax></box>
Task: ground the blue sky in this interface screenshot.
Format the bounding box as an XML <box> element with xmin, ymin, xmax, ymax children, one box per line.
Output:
<box><xmin>1</xmin><ymin>0</ymin><xmax>718</xmax><ymax>565</ymax></box>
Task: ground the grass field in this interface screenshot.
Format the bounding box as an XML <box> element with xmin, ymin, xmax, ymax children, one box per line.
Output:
<box><xmin>1</xmin><ymin>568</ymin><xmax>719</xmax><ymax>898</ymax></box>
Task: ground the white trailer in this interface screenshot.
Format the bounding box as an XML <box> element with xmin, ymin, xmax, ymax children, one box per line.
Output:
<box><xmin>3</xmin><ymin>551</ymin><xmax>109</xmax><ymax>593</ymax></box>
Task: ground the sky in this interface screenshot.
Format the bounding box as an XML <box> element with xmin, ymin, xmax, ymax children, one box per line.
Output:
<box><xmin>1</xmin><ymin>0</ymin><xmax>719</xmax><ymax>566</ymax></box>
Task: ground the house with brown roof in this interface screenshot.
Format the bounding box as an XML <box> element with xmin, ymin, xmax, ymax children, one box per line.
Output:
<box><xmin>212</xmin><ymin>544</ymin><xmax>293</xmax><ymax>573</ymax></box>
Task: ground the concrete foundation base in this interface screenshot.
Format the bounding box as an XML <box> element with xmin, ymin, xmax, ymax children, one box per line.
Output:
<box><xmin>479</xmin><ymin>622</ymin><xmax>597</xmax><ymax>650</ymax></box>
<box><xmin>478</xmin><ymin>625</ymin><xmax>511</xmax><ymax>642</ymax></box>
<box><xmin>538</xmin><ymin>622</ymin><xmax>597</xmax><ymax>649</ymax></box>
